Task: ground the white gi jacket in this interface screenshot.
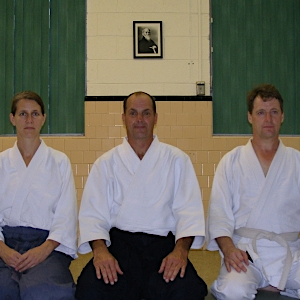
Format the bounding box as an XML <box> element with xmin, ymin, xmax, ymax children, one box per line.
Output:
<box><xmin>207</xmin><ymin>139</ymin><xmax>300</xmax><ymax>289</ymax></box>
<box><xmin>0</xmin><ymin>140</ymin><xmax>77</xmax><ymax>258</ymax></box>
<box><xmin>78</xmin><ymin>135</ymin><xmax>205</xmax><ymax>254</ymax></box>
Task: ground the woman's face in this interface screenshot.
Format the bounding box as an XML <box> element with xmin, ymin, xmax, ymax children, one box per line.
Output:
<box><xmin>10</xmin><ymin>99</ymin><xmax>46</xmax><ymax>139</ymax></box>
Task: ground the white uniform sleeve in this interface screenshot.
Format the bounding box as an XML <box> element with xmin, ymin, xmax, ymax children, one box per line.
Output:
<box><xmin>78</xmin><ymin>159</ymin><xmax>112</xmax><ymax>254</ymax></box>
<box><xmin>206</xmin><ymin>153</ymin><xmax>235</xmax><ymax>251</ymax></box>
<box><xmin>172</xmin><ymin>155</ymin><xmax>205</xmax><ymax>249</ymax></box>
<box><xmin>47</xmin><ymin>155</ymin><xmax>78</xmax><ymax>258</ymax></box>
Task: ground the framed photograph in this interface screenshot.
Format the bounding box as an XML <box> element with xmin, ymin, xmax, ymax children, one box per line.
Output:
<box><xmin>133</xmin><ymin>21</ymin><xmax>163</xmax><ymax>59</ymax></box>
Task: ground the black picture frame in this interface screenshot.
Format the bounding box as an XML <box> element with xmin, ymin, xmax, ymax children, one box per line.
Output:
<box><xmin>133</xmin><ymin>21</ymin><xmax>163</xmax><ymax>59</ymax></box>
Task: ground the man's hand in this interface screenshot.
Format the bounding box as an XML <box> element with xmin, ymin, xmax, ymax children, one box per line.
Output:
<box><xmin>158</xmin><ymin>236</ymin><xmax>193</xmax><ymax>283</ymax></box>
<box><xmin>15</xmin><ymin>240</ymin><xmax>59</xmax><ymax>272</ymax></box>
<box><xmin>91</xmin><ymin>239</ymin><xmax>123</xmax><ymax>285</ymax></box>
<box><xmin>0</xmin><ymin>241</ymin><xmax>22</xmax><ymax>268</ymax></box>
<box><xmin>216</xmin><ymin>236</ymin><xmax>249</xmax><ymax>273</ymax></box>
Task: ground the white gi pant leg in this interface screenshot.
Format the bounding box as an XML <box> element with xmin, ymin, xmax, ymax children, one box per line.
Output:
<box><xmin>211</xmin><ymin>262</ymin><xmax>268</xmax><ymax>300</ymax></box>
<box><xmin>280</xmin><ymin>260</ymin><xmax>300</xmax><ymax>299</ymax></box>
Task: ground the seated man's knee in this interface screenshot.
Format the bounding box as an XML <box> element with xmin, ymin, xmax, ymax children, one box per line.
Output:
<box><xmin>211</xmin><ymin>264</ymin><xmax>259</xmax><ymax>300</ymax></box>
<box><xmin>149</xmin><ymin>262</ymin><xmax>207</xmax><ymax>300</ymax></box>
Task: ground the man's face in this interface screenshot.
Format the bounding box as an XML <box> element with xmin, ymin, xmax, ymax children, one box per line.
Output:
<box><xmin>248</xmin><ymin>96</ymin><xmax>284</xmax><ymax>140</ymax></box>
<box><xmin>122</xmin><ymin>94</ymin><xmax>157</xmax><ymax>143</ymax></box>
<box><xmin>142</xmin><ymin>28</ymin><xmax>151</xmax><ymax>41</ymax></box>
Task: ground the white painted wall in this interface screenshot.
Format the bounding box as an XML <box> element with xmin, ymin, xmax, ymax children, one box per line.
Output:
<box><xmin>86</xmin><ymin>0</ymin><xmax>210</xmax><ymax>96</ymax></box>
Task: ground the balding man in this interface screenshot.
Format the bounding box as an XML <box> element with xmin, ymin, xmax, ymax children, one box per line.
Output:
<box><xmin>76</xmin><ymin>92</ymin><xmax>207</xmax><ymax>300</ymax></box>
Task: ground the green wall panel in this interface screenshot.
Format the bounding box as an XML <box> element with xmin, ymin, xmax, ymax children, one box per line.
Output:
<box><xmin>0</xmin><ymin>0</ymin><xmax>85</xmax><ymax>135</ymax></box>
<box><xmin>49</xmin><ymin>0</ymin><xmax>86</xmax><ymax>134</ymax></box>
<box><xmin>0</xmin><ymin>0</ymin><xmax>14</xmax><ymax>134</ymax></box>
<box><xmin>212</xmin><ymin>0</ymin><xmax>300</xmax><ymax>135</ymax></box>
<box><xmin>14</xmin><ymin>0</ymin><xmax>50</xmax><ymax>134</ymax></box>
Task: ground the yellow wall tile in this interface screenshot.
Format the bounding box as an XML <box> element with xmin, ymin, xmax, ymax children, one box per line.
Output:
<box><xmin>108</xmin><ymin>101</ymin><xmax>122</xmax><ymax>113</ymax></box>
<box><xmin>195</xmin><ymin>101</ymin><xmax>208</xmax><ymax>112</ymax></box>
<box><xmin>85</xmin><ymin>126</ymin><xmax>96</xmax><ymax>138</ymax></box>
<box><xmin>196</xmin><ymin>126</ymin><xmax>210</xmax><ymax>138</ymax></box>
<box><xmin>202</xmin><ymin>111</ymin><xmax>212</xmax><ymax>125</ymax></box>
<box><xmin>189</xmin><ymin>138</ymin><xmax>202</xmax><ymax>150</ymax></box>
<box><xmin>170</xmin><ymin>101</ymin><xmax>183</xmax><ymax>113</ymax></box>
<box><xmin>114</xmin><ymin>114</ymin><xmax>123</xmax><ymax>126</ymax></box>
<box><xmin>76</xmin><ymin>164</ymin><xmax>89</xmax><ymax>176</ymax></box>
<box><xmin>89</xmin><ymin>139</ymin><xmax>102</xmax><ymax>151</ymax></box>
<box><xmin>202</xmin><ymin>137</ymin><xmax>214</xmax><ymax>150</ymax></box>
<box><xmin>182</xmin><ymin>126</ymin><xmax>196</xmax><ymax>138</ymax></box>
<box><xmin>76</xmin><ymin>139</ymin><xmax>90</xmax><ymax>151</ymax></box>
<box><xmin>177</xmin><ymin>113</ymin><xmax>189</xmax><ymax>125</ymax></box>
<box><xmin>161</xmin><ymin>113</ymin><xmax>177</xmax><ymax>126</ymax></box>
<box><xmin>182</xmin><ymin>101</ymin><xmax>196</xmax><ymax>113</ymax></box>
<box><xmin>202</xmin><ymin>187</ymin><xmax>212</xmax><ymax>202</ymax></box>
<box><xmin>177</xmin><ymin>138</ymin><xmax>191</xmax><ymax>151</ymax></box>
<box><xmin>74</xmin><ymin>176</ymin><xmax>84</xmax><ymax>189</ymax></box>
<box><xmin>86</xmin><ymin>114</ymin><xmax>102</xmax><ymax>126</ymax></box>
<box><xmin>70</xmin><ymin>151</ymin><xmax>84</xmax><ymax>163</ymax></box>
<box><xmin>213</xmin><ymin>138</ymin><xmax>228</xmax><ymax>151</ymax></box>
<box><xmin>101</xmin><ymin>138</ymin><xmax>115</xmax><ymax>152</ymax></box>
<box><xmin>109</xmin><ymin>126</ymin><xmax>121</xmax><ymax>138</ymax></box>
<box><xmin>65</xmin><ymin>139</ymin><xmax>78</xmax><ymax>151</ymax></box>
<box><xmin>96</xmin><ymin>126</ymin><xmax>109</xmax><ymax>138</ymax></box>
<box><xmin>83</xmin><ymin>151</ymin><xmax>96</xmax><ymax>164</ymax></box>
<box><xmin>95</xmin><ymin>102</ymin><xmax>109</xmax><ymax>114</ymax></box>
<box><xmin>170</xmin><ymin>126</ymin><xmax>183</xmax><ymax>138</ymax></box>
<box><xmin>102</xmin><ymin>114</ymin><xmax>115</xmax><ymax>126</ymax></box>
<box><xmin>196</xmin><ymin>151</ymin><xmax>208</xmax><ymax>163</ymax></box>
<box><xmin>208</xmin><ymin>151</ymin><xmax>221</xmax><ymax>163</ymax></box>
<box><xmin>51</xmin><ymin>139</ymin><xmax>65</xmax><ymax>152</ymax></box>
<box><xmin>188</xmin><ymin>114</ymin><xmax>202</xmax><ymax>126</ymax></box>
<box><xmin>85</xmin><ymin>102</ymin><xmax>96</xmax><ymax>114</ymax></box>
<box><xmin>156</xmin><ymin>126</ymin><xmax>171</xmax><ymax>139</ymax></box>
<box><xmin>157</xmin><ymin>101</ymin><xmax>171</xmax><ymax>113</ymax></box>
<box><xmin>202</xmin><ymin>163</ymin><xmax>215</xmax><ymax>176</ymax></box>
<box><xmin>198</xmin><ymin>175</ymin><xmax>209</xmax><ymax>188</ymax></box>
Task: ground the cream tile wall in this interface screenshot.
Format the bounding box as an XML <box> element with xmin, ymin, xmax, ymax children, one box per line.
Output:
<box><xmin>1</xmin><ymin>0</ymin><xmax>300</xmax><ymax>221</ymax></box>
<box><xmin>86</xmin><ymin>0</ymin><xmax>210</xmax><ymax>96</ymax></box>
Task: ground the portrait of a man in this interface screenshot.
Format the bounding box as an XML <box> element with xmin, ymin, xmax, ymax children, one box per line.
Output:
<box><xmin>133</xmin><ymin>21</ymin><xmax>163</xmax><ymax>59</ymax></box>
<box><xmin>138</xmin><ymin>28</ymin><xmax>158</xmax><ymax>54</ymax></box>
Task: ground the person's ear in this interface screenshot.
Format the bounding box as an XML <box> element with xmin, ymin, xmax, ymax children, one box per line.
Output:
<box><xmin>9</xmin><ymin>113</ymin><xmax>16</xmax><ymax>126</ymax></box>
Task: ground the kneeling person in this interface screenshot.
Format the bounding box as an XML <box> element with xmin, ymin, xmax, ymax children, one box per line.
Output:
<box><xmin>76</xmin><ymin>92</ymin><xmax>207</xmax><ymax>300</ymax></box>
<box><xmin>0</xmin><ymin>91</ymin><xmax>77</xmax><ymax>300</ymax></box>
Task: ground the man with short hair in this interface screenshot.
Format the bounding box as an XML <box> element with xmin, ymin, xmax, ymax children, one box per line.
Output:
<box><xmin>75</xmin><ymin>91</ymin><xmax>207</xmax><ymax>300</ymax></box>
<box><xmin>207</xmin><ymin>84</ymin><xmax>300</xmax><ymax>299</ymax></box>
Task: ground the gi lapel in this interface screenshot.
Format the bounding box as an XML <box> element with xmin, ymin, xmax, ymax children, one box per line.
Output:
<box><xmin>8</xmin><ymin>141</ymin><xmax>47</xmax><ymax>226</ymax></box>
<box><xmin>115</xmin><ymin>136</ymin><xmax>163</xmax><ymax>228</ymax></box>
<box><xmin>245</xmin><ymin>140</ymin><xmax>286</xmax><ymax>228</ymax></box>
